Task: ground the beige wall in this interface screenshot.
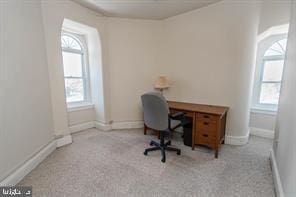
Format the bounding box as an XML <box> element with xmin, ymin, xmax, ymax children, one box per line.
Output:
<box><xmin>0</xmin><ymin>0</ymin><xmax>54</xmax><ymax>181</ymax></box>
<box><xmin>106</xmin><ymin>17</ymin><xmax>163</xmax><ymax>123</ymax></box>
<box><xmin>274</xmin><ymin>1</ymin><xmax>296</xmax><ymax>196</ymax></box>
<box><xmin>160</xmin><ymin>1</ymin><xmax>261</xmax><ymax>138</ymax></box>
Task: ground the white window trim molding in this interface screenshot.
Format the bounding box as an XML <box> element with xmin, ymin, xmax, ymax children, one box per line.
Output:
<box><xmin>250</xmin><ymin>107</ymin><xmax>277</xmax><ymax>116</ymax></box>
<box><xmin>67</xmin><ymin>102</ymin><xmax>94</xmax><ymax>112</ymax></box>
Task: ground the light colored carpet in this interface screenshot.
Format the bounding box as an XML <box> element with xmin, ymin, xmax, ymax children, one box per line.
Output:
<box><xmin>18</xmin><ymin>128</ymin><xmax>275</xmax><ymax>197</ymax></box>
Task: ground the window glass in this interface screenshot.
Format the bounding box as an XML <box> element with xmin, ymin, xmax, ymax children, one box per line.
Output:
<box><xmin>259</xmin><ymin>83</ymin><xmax>281</xmax><ymax>104</ymax></box>
<box><xmin>61</xmin><ymin>35</ymin><xmax>82</xmax><ymax>50</ymax></box>
<box><xmin>253</xmin><ymin>36</ymin><xmax>287</xmax><ymax>111</ymax></box>
<box><xmin>264</xmin><ymin>39</ymin><xmax>287</xmax><ymax>56</ymax></box>
<box><xmin>62</xmin><ymin>52</ymin><xmax>83</xmax><ymax>77</ymax></box>
<box><xmin>65</xmin><ymin>78</ymin><xmax>84</xmax><ymax>103</ymax></box>
<box><xmin>61</xmin><ymin>33</ymin><xmax>89</xmax><ymax>105</ymax></box>
<box><xmin>262</xmin><ymin>60</ymin><xmax>284</xmax><ymax>82</ymax></box>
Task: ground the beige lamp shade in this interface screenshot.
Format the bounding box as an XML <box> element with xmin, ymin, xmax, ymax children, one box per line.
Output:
<box><xmin>154</xmin><ymin>76</ymin><xmax>170</xmax><ymax>90</ymax></box>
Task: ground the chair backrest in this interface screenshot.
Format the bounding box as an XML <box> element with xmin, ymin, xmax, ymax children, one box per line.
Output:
<box><xmin>141</xmin><ymin>92</ymin><xmax>169</xmax><ymax>131</ymax></box>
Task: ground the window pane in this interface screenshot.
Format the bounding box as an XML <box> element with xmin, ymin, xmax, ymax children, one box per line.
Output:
<box><xmin>264</xmin><ymin>38</ymin><xmax>287</xmax><ymax>57</ymax></box>
<box><xmin>259</xmin><ymin>83</ymin><xmax>281</xmax><ymax>104</ymax></box>
<box><xmin>62</xmin><ymin>52</ymin><xmax>83</xmax><ymax>77</ymax></box>
<box><xmin>278</xmin><ymin>39</ymin><xmax>287</xmax><ymax>51</ymax></box>
<box><xmin>264</xmin><ymin>49</ymin><xmax>282</xmax><ymax>56</ymax></box>
<box><xmin>262</xmin><ymin>60</ymin><xmax>284</xmax><ymax>82</ymax></box>
<box><xmin>61</xmin><ymin>35</ymin><xmax>82</xmax><ymax>50</ymax></box>
<box><xmin>65</xmin><ymin>78</ymin><xmax>84</xmax><ymax>102</ymax></box>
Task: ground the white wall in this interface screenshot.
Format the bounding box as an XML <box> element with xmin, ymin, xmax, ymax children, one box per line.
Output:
<box><xmin>0</xmin><ymin>0</ymin><xmax>54</xmax><ymax>181</ymax></box>
<box><xmin>274</xmin><ymin>1</ymin><xmax>296</xmax><ymax>196</ymax></box>
<box><xmin>106</xmin><ymin>18</ymin><xmax>163</xmax><ymax>123</ymax></box>
<box><xmin>160</xmin><ymin>1</ymin><xmax>261</xmax><ymax>140</ymax></box>
<box><xmin>250</xmin><ymin>112</ymin><xmax>276</xmax><ymax>131</ymax></box>
<box><xmin>259</xmin><ymin>0</ymin><xmax>291</xmax><ymax>35</ymax></box>
<box><xmin>249</xmin><ymin>112</ymin><xmax>276</xmax><ymax>138</ymax></box>
<box><xmin>68</xmin><ymin>108</ymin><xmax>95</xmax><ymax>126</ymax></box>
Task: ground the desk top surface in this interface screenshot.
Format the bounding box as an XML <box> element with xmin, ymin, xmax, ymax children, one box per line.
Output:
<box><xmin>168</xmin><ymin>101</ymin><xmax>229</xmax><ymax>116</ymax></box>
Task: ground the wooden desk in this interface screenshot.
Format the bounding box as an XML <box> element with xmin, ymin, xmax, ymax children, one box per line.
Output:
<box><xmin>144</xmin><ymin>101</ymin><xmax>229</xmax><ymax>158</ymax></box>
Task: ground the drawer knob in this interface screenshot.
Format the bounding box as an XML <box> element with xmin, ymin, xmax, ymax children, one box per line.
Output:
<box><xmin>203</xmin><ymin>122</ymin><xmax>209</xmax><ymax>125</ymax></box>
<box><xmin>203</xmin><ymin>115</ymin><xmax>210</xmax><ymax>118</ymax></box>
<box><xmin>202</xmin><ymin>134</ymin><xmax>208</xmax><ymax>137</ymax></box>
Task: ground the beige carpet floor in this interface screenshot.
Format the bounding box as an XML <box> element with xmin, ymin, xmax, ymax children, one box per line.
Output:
<box><xmin>19</xmin><ymin>128</ymin><xmax>275</xmax><ymax>197</ymax></box>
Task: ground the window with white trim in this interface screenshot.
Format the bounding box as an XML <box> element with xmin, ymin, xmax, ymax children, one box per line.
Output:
<box><xmin>252</xmin><ymin>35</ymin><xmax>287</xmax><ymax>111</ymax></box>
<box><xmin>61</xmin><ymin>32</ymin><xmax>90</xmax><ymax>106</ymax></box>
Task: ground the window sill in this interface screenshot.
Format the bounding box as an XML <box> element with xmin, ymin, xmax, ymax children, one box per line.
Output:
<box><xmin>67</xmin><ymin>103</ymin><xmax>94</xmax><ymax>112</ymax></box>
<box><xmin>251</xmin><ymin>107</ymin><xmax>277</xmax><ymax>116</ymax></box>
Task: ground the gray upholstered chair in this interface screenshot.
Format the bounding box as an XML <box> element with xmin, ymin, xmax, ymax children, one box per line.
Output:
<box><xmin>141</xmin><ymin>92</ymin><xmax>181</xmax><ymax>163</ymax></box>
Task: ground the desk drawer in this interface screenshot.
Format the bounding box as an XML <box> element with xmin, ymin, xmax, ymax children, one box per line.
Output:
<box><xmin>197</xmin><ymin>113</ymin><xmax>218</xmax><ymax>123</ymax></box>
<box><xmin>196</xmin><ymin>132</ymin><xmax>216</xmax><ymax>148</ymax></box>
<box><xmin>196</xmin><ymin>129</ymin><xmax>216</xmax><ymax>140</ymax></box>
<box><xmin>196</xmin><ymin>121</ymin><xmax>217</xmax><ymax>132</ymax></box>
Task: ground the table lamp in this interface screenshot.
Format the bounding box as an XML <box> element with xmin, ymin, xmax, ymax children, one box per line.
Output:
<box><xmin>154</xmin><ymin>76</ymin><xmax>170</xmax><ymax>94</ymax></box>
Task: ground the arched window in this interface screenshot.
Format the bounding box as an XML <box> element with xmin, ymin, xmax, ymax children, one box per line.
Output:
<box><xmin>259</xmin><ymin>38</ymin><xmax>287</xmax><ymax>105</ymax></box>
<box><xmin>61</xmin><ymin>33</ymin><xmax>90</xmax><ymax>104</ymax></box>
<box><xmin>252</xmin><ymin>36</ymin><xmax>287</xmax><ymax>112</ymax></box>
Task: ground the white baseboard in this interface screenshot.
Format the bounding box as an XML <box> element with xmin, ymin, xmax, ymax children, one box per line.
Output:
<box><xmin>0</xmin><ymin>133</ymin><xmax>74</xmax><ymax>186</ymax></box>
<box><xmin>56</xmin><ymin>135</ymin><xmax>72</xmax><ymax>148</ymax></box>
<box><xmin>0</xmin><ymin>141</ymin><xmax>56</xmax><ymax>186</ymax></box>
<box><xmin>111</xmin><ymin>121</ymin><xmax>144</xmax><ymax>130</ymax></box>
<box><xmin>69</xmin><ymin>121</ymin><xmax>95</xmax><ymax>134</ymax></box>
<box><xmin>94</xmin><ymin>121</ymin><xmax>112</xmax><ymax>131</ymax></box>
<box><xmin>94</xmin><ymin>120</ymin><xmax>144</xmax><ymax>131</ymax></box>
<box><xmin>250</xmin><ymin>127</ymin><xmax>274</xmax><ymax>139</ymax></box>
<box><xmin>270</xmin><ymin>149</ymin><xmax>284</xmax><ymax>197</ymax></box>
<box><xmin>95</xmin><ymin>121</ymin><xmax>249</xmax><ymax>146</ymax></box>
<box><xmin>225</xmin><ymin>133</ymin><xmax>249</xmax><ymax>145</ymax></box>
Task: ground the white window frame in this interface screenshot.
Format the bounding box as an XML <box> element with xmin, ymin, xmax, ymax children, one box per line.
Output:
<box><xmin>252</xmin><ymin>34</ymin><xmax>287</xmax><ymax>113</ymax></box>
<box><xmin>61</xmin><ymin>31</ymin><xmax>91</xmax><ymax>109</ymax></box>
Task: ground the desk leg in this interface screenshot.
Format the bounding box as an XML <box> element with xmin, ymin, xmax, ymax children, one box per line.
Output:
<box><xmin>215</xmin><ymin>149</ymin><xmax>218</xmax><ymax>158</ymax></box>
<box><xmin>144</xmin><ymin>125</ymin><xmax>147</xmax><ymax>135</ymax></box>
<box><xmin>192</xmin><ymin>113</ymin><xmax>196</xmax><ymax>150</ymax></box>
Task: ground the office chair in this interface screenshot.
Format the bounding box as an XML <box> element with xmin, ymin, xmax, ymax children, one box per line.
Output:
<box><xmin>141</xmin><ymin>92</ymin><xmax>184</xmax><ymax>163</ymax></box>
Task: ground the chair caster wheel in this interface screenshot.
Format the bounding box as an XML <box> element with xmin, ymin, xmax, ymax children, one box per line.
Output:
<box><xmin>161</xmin><ymin>158</ymin><xmax>165</xmax><ymax>163</ymax></box>
<box><xmin>177</xmin><ymin>150</ymin><xmax>181</xmax><ymax>155</ymax></box>
<box><xmin>144</xmin><ymin>151</ymin><xmax>148</xmax><ymax>156</ymax></box>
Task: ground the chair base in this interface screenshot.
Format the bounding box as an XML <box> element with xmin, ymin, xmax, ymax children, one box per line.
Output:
<box><xmin>144</xmin><ymin>139</ymin><xmax>181</xmax><ymax>163</ymax></box>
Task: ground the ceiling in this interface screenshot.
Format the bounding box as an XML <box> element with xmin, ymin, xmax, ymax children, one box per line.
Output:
<box><xmin>73</xmin><ymin>0</ymin><xmax>221</xmax><ymax>20</ymax></box>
